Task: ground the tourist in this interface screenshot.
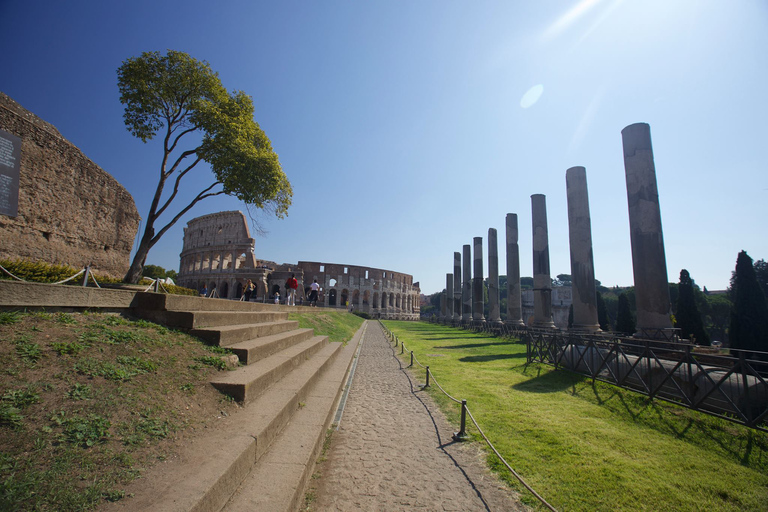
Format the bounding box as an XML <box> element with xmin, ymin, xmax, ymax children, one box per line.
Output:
<box><xmin>200</xmin><ymin>285</ymin><xmax>207</xmax><ymax>297</ymax></box>
<box><xmin>309</xmin><ymin>279</ymin><xmax>320</xmax><ymax>307</ymax></box>
<box><xmin>286</xmin><ymin>274</ymin><xmax>298</xmax><ymax>306</ymax></box>
<box><xmin>243</xmin><ymin>279</ymin><xmax>255</xmax><ymax>301</ymax></box>
<box><xmin>274</xmin><ymin>291</ymin><xmax>280</xmax><ymax>304</ymax></box>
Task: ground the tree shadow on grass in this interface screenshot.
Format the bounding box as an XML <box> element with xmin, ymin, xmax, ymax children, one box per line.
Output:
<box><xmin>437</xmin><ymin>341</ymin><xmax>520</xmax><ymax>350</ymax></box>
<box><xmin>459</xmin><ymin>353</ymin><xmax>527</xmax><ymax>363</ymax></box>
<box><xmin>511</xmin><ymin>364</ymin><xmax>585</xmax><ymax>393</ymax></box>
<box><xmin>582</xmin><ymin>378</ymin><xmax>768</xmax><ymax>468</ymax></box>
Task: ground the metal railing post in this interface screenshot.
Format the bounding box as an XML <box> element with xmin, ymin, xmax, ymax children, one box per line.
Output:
<box><xmin>424</xmin><ymin>366</ymin><xmax>430</xmax><ymax>388</ymax></box>
<box><xmin>453</xmin><ymin>400</ymin><xmax>469</xmax><ymax>441</ymax></box>
<box><xmin>410</xmin><ymin>350</ymin><xmax>414</xmax><ymax>367</ymax></box>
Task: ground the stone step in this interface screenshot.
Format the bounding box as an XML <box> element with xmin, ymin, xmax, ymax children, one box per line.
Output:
<box><xmin>133</xmin><ymin>292</ymin><xmax>276</xmax><ymax>313</ymax></box>
<box><xmin>191</xmin><ymin>320</ymin><xmax>300</xmax><ymax>347</ymax></box>
<box><xmin>141</xmin><ymin>310</ymin><xmax>290</xmax><ymax>330</ymax></box>
<box><xmin>100</xmin><ymin>339</ymin><xmax>351</xmax><ymax>512</ymax></box>
<box><xmin>224</xmin><ymin>337</ymin><xmax>360</xmax><ymax>512</ymax></box>
<box><xmin>228</xmin><ymin>328</ymin><xmax>316</xmax><ymax>365</ymax></box>
<box><xmin>210</xmin><ymin>335</ymin><xmax>329</xmax><ymax>403</ymax></box>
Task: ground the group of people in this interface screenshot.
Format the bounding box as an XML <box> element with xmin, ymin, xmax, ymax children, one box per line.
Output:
<box><xmin>240</xmin><ymin>275</ymin><xmax>321</xmax><ymax>307</ymax></box>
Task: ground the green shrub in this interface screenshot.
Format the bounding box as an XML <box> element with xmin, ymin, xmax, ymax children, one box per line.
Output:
<box><xmin>352</xmin><ymin>311</ymin><xmax>371</xmax><ymax>319</ymax></box>
<box><xmin>0</xmin><ymin>258</ymin><xmax>195</xmax><ymax>295</ymax></box>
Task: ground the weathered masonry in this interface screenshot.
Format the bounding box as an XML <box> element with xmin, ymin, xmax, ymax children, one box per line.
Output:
<box><xmin>0</xmin><ymin>92</ymin><xmax>139</xmax><ymax>277</ymax></box>
<box><xmin>177</xmin><ymin>211</ymin><xmax>420</xmax><ymax>319</ymax></box>
<box><xmin>295</xmin><ymin>261</ymin><xmax>420</xmax><ymax>320</ymax></box>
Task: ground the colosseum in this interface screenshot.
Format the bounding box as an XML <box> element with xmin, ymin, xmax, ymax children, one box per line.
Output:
<box><xmin>177</xmin><ymin>211</ymin><xmax>420</xmax><ymax>320</ymax></box>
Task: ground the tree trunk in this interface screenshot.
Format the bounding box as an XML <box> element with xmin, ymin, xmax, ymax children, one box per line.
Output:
<box><xmin>124</xmin><ymin>241</ymin><xmax>152</xmax><ymax>284</ymax></box>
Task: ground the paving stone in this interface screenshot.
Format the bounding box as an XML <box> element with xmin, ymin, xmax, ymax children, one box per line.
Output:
<box><xmin>310</xmin><ymin>323</ymin><xmax>526</xmax><ymax>511</ymax></box>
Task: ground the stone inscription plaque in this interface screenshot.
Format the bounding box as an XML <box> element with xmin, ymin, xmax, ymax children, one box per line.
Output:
<box><xmin>0</xmin><ymin>129</ymin><xmax>21</xmax><ymax>217</ymax></box>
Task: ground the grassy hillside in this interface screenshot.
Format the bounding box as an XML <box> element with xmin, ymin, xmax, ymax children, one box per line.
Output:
<box><xmin>0</xmin><ymin>309</ymin><xmax>364</xmax><ymax>510</ymax></box>
<box><xmin>0</xmin><ymin>310</ymin><xmax>241</xmax><ymax>511</ymax></box>
<box><xmin>288</xmin><ymin>310</ymin><xmax>364</xmax><ymax>344</ymax></box>
<box><xmin>383</xmin><ymin>320</ymin><xmax>768</xmax><ymax>512</ymax></box>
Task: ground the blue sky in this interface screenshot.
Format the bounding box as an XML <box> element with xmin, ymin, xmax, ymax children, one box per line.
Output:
<box><xmin>1</xmin><ymin>0</ymin><xmax>766</xmax><ymax>294</ymax></box>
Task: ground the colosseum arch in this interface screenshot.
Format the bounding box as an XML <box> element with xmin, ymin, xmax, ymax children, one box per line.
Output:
<box><xmin>293</xmin><ymin>262</ymin><xmax>420</xmax><ymax>320</ymax></box>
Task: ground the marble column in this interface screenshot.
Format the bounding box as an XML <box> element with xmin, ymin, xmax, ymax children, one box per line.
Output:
<box><xmin>622</xmin><ymin>123</ymin><xmax>673</xmax><ymax>334</ymax></box>
<box><xmin>453</xmin><ymin>252</ymin><xmax>462</xmax><ymax>319</ymax></box>
<box><xmin>487</xmin><ymin>228</ymin><xmax>503</xmax><ymax>325</ymax></box>
<box><xmin>566</xmin><ymin>167</ymin><xmax>601</xmax><ymax>332</ymax></box>
<box><xmin>505</xmin><ymin>213</ymin><xmax>525</xmax><ymax>326</ymax></box>
<box><xmin>446</xmin><ymin>273</ymin><xmax>454</xmax><ymax>322</ymax></box>
<box><xmin>462</xmin><ymin>244</ymin><xmax>472</xmax><ymax>321</ymax></box>
<box><xmin>472</xmin><ymin>237</ymin><xmax>486</xmax><ymax>323</ymax></box>
<box><xmin>531</xmin><ymin>194</ymin><xmax>556</xmax><ymax>329</ymax></box>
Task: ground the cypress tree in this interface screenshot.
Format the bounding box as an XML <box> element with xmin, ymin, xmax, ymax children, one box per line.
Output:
<box><xmin>729</xmin><ymin>251</ymin><xmax>768</xmax><ymax>355</ymax></box>
<box><xmin>615</xmin><ymin>293</ymin><xmax>636</xmax><ymax>335</ymax></box>
<box><xmin>675</xmin><ymin>269</ymin><xmax>710</xmax><ymax>345</ymax></box>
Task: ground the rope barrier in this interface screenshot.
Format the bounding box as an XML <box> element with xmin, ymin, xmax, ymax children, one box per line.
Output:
<box><xmin>379</xmin><ymin>319</ymin><xmax>558</xmax><ymax>512</ymax></box>
<box><xmin>53</xmin><ymin>268</ymin><xmax>85</xmax><ymax>285</ymax></box>
<box><xmin>0</xmin><ymin>264</ymin><xmax>25</xmax><ymax>281</ymax></box>
<box><xmin>465</xmin><ymin>407</ymin><xmax>558</xmax><ymax>512</ymax></box>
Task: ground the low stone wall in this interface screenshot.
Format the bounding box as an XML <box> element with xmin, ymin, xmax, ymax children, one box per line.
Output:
<box><xmin>0</xmin><ymin>280</ymin><xmax>139</xmax><ymax>311</ymax></box>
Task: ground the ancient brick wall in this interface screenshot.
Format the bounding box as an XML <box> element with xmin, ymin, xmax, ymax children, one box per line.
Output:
<box><xmin>0</xmin><ymin>92</ymin><xmax>140</xmax><ymax>278</ymax></box>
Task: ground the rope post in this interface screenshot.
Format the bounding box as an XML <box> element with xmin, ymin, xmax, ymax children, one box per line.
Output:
<box><xmin>82</xmin><ymin>265</ymin><xmax>91</xmax><ymax>287</ymax></box>
<box><xmin>453</xmin><ymin>400</ymin><xmax>469</xmax><ymax>441</ymax></box>
<box><xmin>424</xmin><ymin>366</ymin><xmax>431</xmax><ymax>388</ymax></box>
<box><xmin>154</xmin><ymin>279</ymin><xmax>160</xmax><ymax>293</ymax></box>
<box><xmin>401</xmin><ymin>342</ymin><xmax>404</xmax><ymax>355</ymax></box>
<box><xmin>410</xmin><ymin>350</ymin><xmax>414</xmax><ymax>367</ymax></box>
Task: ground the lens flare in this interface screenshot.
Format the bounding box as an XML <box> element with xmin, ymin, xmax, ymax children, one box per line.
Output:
<box><xmin>520</xmin><ymin>84</ymin><xmax>544</xmax><ymax>109</ymax></box>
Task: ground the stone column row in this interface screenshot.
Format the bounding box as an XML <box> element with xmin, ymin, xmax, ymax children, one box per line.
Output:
<box><xmin>442</xmin><ymin>122</ymin><xmax>671</xmax><ymax>337</ymax></box>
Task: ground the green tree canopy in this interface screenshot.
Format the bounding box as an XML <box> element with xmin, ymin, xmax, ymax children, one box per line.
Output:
<box><xmin>118</xmin><ymin>50</ymin><xmax>292</xmax><ymax>283</ymax></box>
<box><xmin>596</xmin><ymin>291</ymin><xmax>611</xmax><ymax>331</ymax></box>
<box><xmin>675</xmin><ymin>269</ymin><xmax>710</xmax><ymax>345</ymax></box>
<box><xmin>615</xmin><ymin>292</ymin><xmax>636</xmax><ymax>335</ymax></box>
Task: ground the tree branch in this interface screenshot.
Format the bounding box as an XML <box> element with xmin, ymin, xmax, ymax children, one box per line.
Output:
<box><xmin>168</xmin><ymin>126</ymin><xmax>198</xmax><ymax>154</ymax></box>
<box><xmin>149</xmin><ymin>183</ymin><xmax>225</xmax><ymax>246</ymax></box>
<box><xmin>155</xmin><ymin>155</ymin><xmax>203</xmax><ymax>219</ymax></box>
<box><xmin>164</xmin><ymin>148</ymin><xmax>200</xmax><ymax>179</ymax></box>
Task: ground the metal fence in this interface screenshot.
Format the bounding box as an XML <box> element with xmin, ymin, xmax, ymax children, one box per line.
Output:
<box><xmin>525</xmin><ymin>330</ymin><xmax>768</xmax><ymax>432</ymax></box>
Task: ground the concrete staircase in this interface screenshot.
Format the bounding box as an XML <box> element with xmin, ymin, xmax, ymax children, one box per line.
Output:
<box><xmin>104</xmin><ymin>293</ymin><xmax>362</xmax><ymax>512</ymax></box>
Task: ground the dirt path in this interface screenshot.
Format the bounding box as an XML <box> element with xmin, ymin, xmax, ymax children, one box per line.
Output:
<box><xmin>307</xmin><ymin>321</ymin><xmax>526</xmax><ymax>511</ymax></box>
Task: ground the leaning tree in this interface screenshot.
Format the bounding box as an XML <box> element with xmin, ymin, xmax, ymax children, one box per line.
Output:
<box><xmin>118</xmin><ymin>50</ymin><xmax>292</xmax><ymax>283</ymax></box>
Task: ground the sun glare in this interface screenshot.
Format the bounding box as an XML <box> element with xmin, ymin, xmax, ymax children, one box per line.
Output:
<box><xmin>520</xmin><ymin>84</ymin><xmax>544</xmax><ymax>109</ymax></box>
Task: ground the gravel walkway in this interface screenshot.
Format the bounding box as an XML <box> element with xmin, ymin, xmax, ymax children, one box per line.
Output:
<box><xmin>308</xmin><ymin>321</ymin><xmax>526</xmax><ymax>512</ymax></box>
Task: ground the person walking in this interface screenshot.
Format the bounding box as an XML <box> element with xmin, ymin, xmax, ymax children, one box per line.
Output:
<box><xmin>309</xmin><ymin>279</ymin><xmax>320</xmax><ymax>307</ymax></box>
<box><xmin>286</xmin><ymin>274</ymin><xmax>299</xmax><ymax>306</ymax></box>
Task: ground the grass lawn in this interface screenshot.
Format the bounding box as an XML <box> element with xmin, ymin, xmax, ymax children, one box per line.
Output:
<box><xmin>383</xmin><ymin>320</ymin><xmax>768</xmax><ymax>512</ymax></box>
<box><xmin>288</xmin><ymin>310</ymin><xmax>364</xmax><ymax>344</ymax></box>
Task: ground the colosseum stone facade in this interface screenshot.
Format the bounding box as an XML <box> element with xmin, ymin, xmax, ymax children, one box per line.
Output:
<box><xmin>176</xmin><ymin>211</ymin><xmax>420</xmax><ymax>320</ymax></box>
